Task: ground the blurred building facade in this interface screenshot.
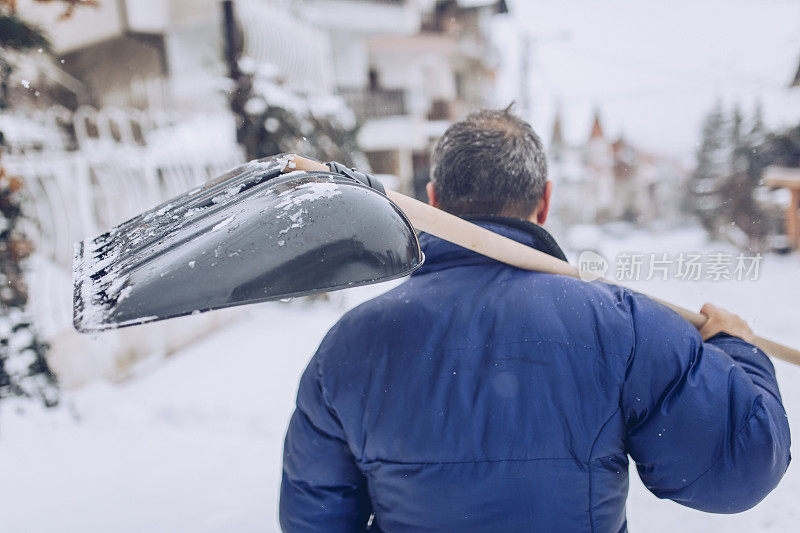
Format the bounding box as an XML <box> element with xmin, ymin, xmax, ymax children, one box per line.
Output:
<box><xmin>13</xmin><ymin>1</ymin><xmax>221</xmax><ymax>110</ymax></box>
<box><xmin>548</xmin><ymin>110</ymin><xmax>686</xmax><ymax>227</ymax></box>
<box><xmin>16</xmin><ymin>0</ymin><xmax>509</xmax><ymax>192</ymax></box>
<box><xmin>307</xmin><ymin>0</ymin><xmax>508</xmax><ymax>196</ymax></box>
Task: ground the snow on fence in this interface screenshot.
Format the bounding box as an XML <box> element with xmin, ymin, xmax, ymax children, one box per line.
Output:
<box><xmin>2</xmin><ymin>106</ymin><xmax>246</xmax><ymax>387</ymax></box>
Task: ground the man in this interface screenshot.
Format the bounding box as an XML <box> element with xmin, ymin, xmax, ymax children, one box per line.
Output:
<box><xmin>280</xmin><ymin>109</ymin><xmax>791</xmax><ymax>532</ymax></box>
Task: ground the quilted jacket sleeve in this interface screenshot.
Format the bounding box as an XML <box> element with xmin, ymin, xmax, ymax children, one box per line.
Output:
<box><xmin>280</xmin><ymin>349</ymin><xmax>373</xmax><ymax>532</ymax></box>
<box><xmin>621</xmin><ymin>292</ymin><xmax>791</xmax><ymax>513</ymax></box>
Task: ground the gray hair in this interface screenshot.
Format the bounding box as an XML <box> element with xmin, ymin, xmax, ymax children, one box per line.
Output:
<box><xmin>430</xmin><ymin>108</ymin><xmax>548</xmax><ymax>218</ymax></box>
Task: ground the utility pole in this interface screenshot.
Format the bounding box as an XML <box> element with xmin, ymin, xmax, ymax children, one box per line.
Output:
<box><xmin>221</xmin><ymin>0</ymin><xmax>258</xmax><ymax>158</ymax></box>
<box><xmin>222</xmin><ymin>1</ymin><xmax>240</xmax><ymax>82</ymax></box>
<box><xmin>518</xmin><ymin>30</ymin><xmax>572</xmax><ymax>121</ymax></box>
<box><xmin>519</xmin><ymin>34</ymin><xmax>531</xmax><ymax>120</ymax></box>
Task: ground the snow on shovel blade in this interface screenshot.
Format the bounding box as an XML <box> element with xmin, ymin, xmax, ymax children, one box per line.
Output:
<box><xmin>73</xmin><ymin>156</ymin><xmax>423</xmax><ymax>333</ymax></box>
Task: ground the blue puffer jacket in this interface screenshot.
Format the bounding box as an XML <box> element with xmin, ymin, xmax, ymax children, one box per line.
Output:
<box><xmin>280</xmin><ymin>218</ymin><xmax>791</xmax><ymax>532</ymax></box>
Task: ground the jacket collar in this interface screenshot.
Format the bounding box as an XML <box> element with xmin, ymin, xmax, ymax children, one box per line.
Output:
<box><xmin>412</xmin><ymin>215</ymin><xmax>568</xmax><ymax>276</ymax></box>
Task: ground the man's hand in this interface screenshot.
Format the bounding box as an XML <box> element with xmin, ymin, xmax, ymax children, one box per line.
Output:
<box><xmin>698</xmin><ymin>303</ymin><xmax>755</xmax><ymax>344</ymax></box>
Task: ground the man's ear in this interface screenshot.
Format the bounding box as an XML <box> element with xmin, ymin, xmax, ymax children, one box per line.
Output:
<box><xmin>426</xmin><ymin>182</ymin><xmax>439</xmax><ymax>208</ymax></box>
<box><xmin>535</xmin><ymin>181</ymin><xmax>553</xmax><ymax>225</ymax></box>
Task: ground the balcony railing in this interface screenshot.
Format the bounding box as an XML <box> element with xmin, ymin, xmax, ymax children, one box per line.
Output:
<box><xmin>426</xmin><ymin>99</ymin><xmax>453</xmax><ymax>121</ymax></box>
<box><xmin>337</xmin><ymin>88</ymin><xmax>407</xmax><ymax>119</ymax></box>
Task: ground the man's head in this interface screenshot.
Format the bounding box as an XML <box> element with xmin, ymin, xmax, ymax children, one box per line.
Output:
<box><xmin>427</xmin><ymin>108</ymin><xmax>552</xmax><ymax>224</ymax></box>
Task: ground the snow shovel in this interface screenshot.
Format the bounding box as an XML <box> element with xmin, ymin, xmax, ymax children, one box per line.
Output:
<box><xmin>73</xmin><ymin>155</ymin><xmax>423</xmax><ymax>332</ymax></box>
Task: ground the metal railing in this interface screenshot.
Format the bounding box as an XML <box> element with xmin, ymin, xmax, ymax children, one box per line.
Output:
<box><xmin>337</xmin><ymin>88</ymin><xmax>408</xmax><ymax>119</ymax></box>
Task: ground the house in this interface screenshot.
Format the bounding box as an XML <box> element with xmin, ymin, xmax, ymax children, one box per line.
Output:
<box><xmin>548</xmin><ymin>110</ymin><xmax>615</xmax><ymax>225</ymax></box>
<box><xmin>764</xmin><ymin>167</ymin><xmax>800</xmax><ymax>250</ymax></box>
<box><xmin>548</xmin><ymin>109</ymin><xmax>686</xmax><ymax>227</ymax></box>
<box><xmin>15</xmin><ymin>0</ymin><xmax>245</xmax><ymax>112</ymax></box>
<box><xmin>762</xmin><ymin>51</ymin><xmax>800</xmax><ymax>250</ymax></box>
<box><xmin>305</xmin><ymin>0</ymin><xmax>509</xmax><ymax>196</ymax></box>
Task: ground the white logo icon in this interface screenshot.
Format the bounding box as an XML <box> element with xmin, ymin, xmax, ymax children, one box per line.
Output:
<box><xmin>577</xmin><ymin>250</ymin><xmax>609</xmax><ymax>282</ymax></box>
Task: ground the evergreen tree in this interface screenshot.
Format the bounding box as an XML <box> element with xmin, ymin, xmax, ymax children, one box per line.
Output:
<box><xmin>237</xmin><ymin>75</ymin><xmax>364</xmax><ymax>167</ymax></box>
<box><xmin>691</xmin><ymin>102</ymin><xmax>797</xmax><ymax>250</ymax></box>
<box><xmin>0</xmin><ymin>161</ymin><xmax>58</xmax><ymax>406</ymax></box>
<box><xmin>0</xmin><ymin>3</ymin><xmax>50</xmax><ymax>109</ymax></box>
<box><xmin>222</xmin><ymin>1</ymin><xmax>365</xmax><ymax>168</ymax></box>
<box><xmin>689</xmin><ymin>102</ymin><xmax>730</xmax><ymax>237</ymax></box>
<box><xmin>0</xmin><ymin>0</ymin><xmax>93</xmax><ymax>406</ymax></box>
<box><xmin>727</xmin><ymin>105</ymin><xmax>767</xmax><ymax>249</ymax></box>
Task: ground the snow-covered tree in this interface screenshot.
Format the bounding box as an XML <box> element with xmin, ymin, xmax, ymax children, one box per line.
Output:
<box><xmin>0</xmin><ymin>162</ymin><xmax>58</xmax><ymax>406</ymax></box>
<box><xmin>222</xmin><ymin>1</ymin><xmax>365</xmax><ymax>168</ymax></box>
<box><xmin>690</xmin><ymin>103</ymin><xmax>776</xmax><ymax>249</ymax></box>
<box><xmin>689</xmin><ymin>103</ymin><xmax>730</xmax><ymax>237</ymax></box>
<box><xmin>0</xmin><ymin>0</ymin><xmax>94</xmax><ymax>406</ymax></box>
<box><xmin>1</xmin><ymin>0</ymin><xmax>97</xmax><ymax>107</ymax></box>
<box><xmin>728</xmin><ymin>105</ymin><xmax>770</xmax><ymax>249</ymax></box>
<box><xmin>235</xmin><ymin>61</ymin><xmax>364</xmax><ymax>167</ymax></box>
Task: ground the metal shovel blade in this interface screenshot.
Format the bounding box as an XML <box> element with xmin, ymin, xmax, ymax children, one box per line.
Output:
<box><xmin>73</xmin><ymin>156</ymin><xmax>423</xmax><ymax>333</ymax></box>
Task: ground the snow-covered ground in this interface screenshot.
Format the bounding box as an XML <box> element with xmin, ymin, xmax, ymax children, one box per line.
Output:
<box><xmin>1</xmin><ymin>227</ymin><xmax>799</xmax><ymax>532</ymax></box>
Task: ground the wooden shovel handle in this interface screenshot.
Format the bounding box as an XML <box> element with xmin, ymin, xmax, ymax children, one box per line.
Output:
<box><xmin>652</xmin><ymin>296</ymin><xmax>800</xmax><ymax>366</ymax></box>
<box><xmin>287</xmin><ymin>154</ymin><xmax>800</xmax><ymax>366</ymax></box>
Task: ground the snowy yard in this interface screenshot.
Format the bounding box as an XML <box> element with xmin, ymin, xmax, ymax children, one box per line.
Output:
<box><xmin>1</xmin><ymin>228</ymin><xmax>799</xmax><ymax>532</ymax></box>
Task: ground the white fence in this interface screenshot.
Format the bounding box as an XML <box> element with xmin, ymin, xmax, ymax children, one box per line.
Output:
<box><xmin>2</xmin><ymin>106</ymin><xmax>246</xmax><ymax>386</ymax></box>
<box><xmin>7</xmin><ymin>146</ymin><xmax>242</xmax><ymax>267</ymax></box>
